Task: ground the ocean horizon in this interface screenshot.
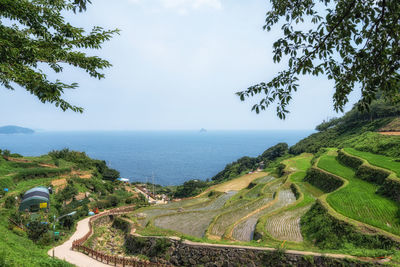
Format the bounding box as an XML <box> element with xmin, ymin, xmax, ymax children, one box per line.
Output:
<box><xmin>0</xmin><ymin>130</ymin><xmax>313</xmax><ymax>185</ymax></box>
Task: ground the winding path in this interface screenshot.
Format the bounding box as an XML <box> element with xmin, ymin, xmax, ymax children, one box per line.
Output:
<box><xmin>48</xmin><ymin>208</ymin><xmax>387</xmax><ymax>266</ymax></box>
<box><xmin>47</xmin><ymin>216</ymin><xmax>110</xmax><ymax>267</ymax></box>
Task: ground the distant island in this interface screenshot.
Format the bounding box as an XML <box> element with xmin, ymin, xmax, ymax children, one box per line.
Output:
<box><xmin>0</xmin><ymin>125</ymin><xmax>34</xmax><ymax>134</ymax></box>
<box><xmin>199</xmin><ymin>128</ymin><xmax>207</xmax><ymax>133</ymax></box>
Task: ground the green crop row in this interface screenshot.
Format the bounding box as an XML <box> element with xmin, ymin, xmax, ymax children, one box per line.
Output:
<box><xmin>317</xmin><ymin>153</ymin><xmax>400</xmax><ymax>235</ymax></box>
<box><xmin>13</xmin><ymin>167</ymin><xmax>71</xmax><ymax>182</ymax></box>
<box><xmin>339</xmin><ymin>149</ymin><xmax>400</xmax><ymax>202</ymax></box>
<box><xmin>301</xmin><ymin>201</ymin><xmax>398</xmax><ymax>250</ymax></box>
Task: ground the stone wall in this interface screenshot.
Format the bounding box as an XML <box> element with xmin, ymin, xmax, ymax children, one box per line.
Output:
<box><xmin>124</xmin><ymin>235</ymin><xmax>377</xmax><ymax>267</ymax></box>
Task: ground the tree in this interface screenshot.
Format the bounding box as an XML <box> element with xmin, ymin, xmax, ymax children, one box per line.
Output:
<box><xmin>27</xmin><ymin>219</ymin><xmax>49</xmax><ymax>242</ymax></box>
<box><xmin>237</xmin><ymin>0</ymin><xmax>400</xmax><ymax>119</ymax></box>
<box><xmin>0</xmin><ymin>0</ymin><xmax>118</xmax><ymax>112</ymax></box>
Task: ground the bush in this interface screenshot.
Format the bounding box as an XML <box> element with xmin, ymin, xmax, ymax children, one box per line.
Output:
<box><xmin>13</xmin><ymin>167</ymin><xmax>71</xmax><ymax>182</ymax></box>
<box><xmin>148</xmin><ymin>238</ymin><xmax>171</xmax><ymax>257</ymax></box>
<box><xmin>11</xmin><ymin>227</ymin><xmax>26</xmax><ymax>237</ymax></box>
<box><xmin>37</xmin><ymin>232</ymin><xmax>53</xmax><ymax>246</ymax></box>
<box><xmin>60</xmin><ymin>215</ymin><xmax>74</xmax><ymax>230</ymax></box>
<box><xmin>290</xmin><ymin>183</ymin><xmax>300</xmax><ymax>200</ymax></box>
<box><xmin>56</xmin><ymin>182</ymin><xmax>78</xmax><ymax>202</ymax></box>
<box><xmin>304</xmin><ymin>168</ymin><xmax>343</xmax><ymax>193</ymax></box>
<box><xmin>337</xmin><ymin>150</ymin><xmax>363</xmax><ymax>169</ymax></box>
<box><xmin>377</xmin><ymin>178</ymin><xmax>400</xmax><ymax>203</ymax></box>
<box><xmin>27</xmin><ymin>220</ymin><xmax>49</xmax><ymax>242</ymax></box>
<box><xmin>174</xmin><ymin>179</ymin><xmax>209</xmax><ymax>198</ymax></box>
<box><xmin>355</xmin><ymin>165</ymin><xmax>390</xmax><ymax>185</ymax></box>
<box><xmin>246</xmin><ymin>182</ymin><xmax>256</xmax><ymax>189</ymax></box>
<box><xmin>211</xmin><ymin>143</ymin><xmax>289</xmax><ymax>183</ymax></box>
<box><xmin>112</xmin><ymin>217</ymin><xmax>131</xmax><ymax>233</ymax></box>
<box><xmin>108</xmin><ymin>195</ymin><xmax>119</xmax><ymax>207</ymax></box>
<box><xmin>125</xmin><ymin>236</ymin><xmax>147</xmax><ymax>254</ymax></box>
<box><xmin>4</xmin><ymin>196</ymin><xmax>16</xmax><ymax>209</ymax></box>
<box><xmin>277</xmin><ymin>163</ymin><xmax>286</xmax><ymax>177</ymax></box>
<box><xmin>301</xmin><ymin>201</ymin><xmax>398</xmax><ymax>250</ymax></box>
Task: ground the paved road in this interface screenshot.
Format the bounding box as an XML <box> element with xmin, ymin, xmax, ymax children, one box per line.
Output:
<box><xmin>47</xmin><ymin>216</ymin><xmax>110</xmax><ymax>267</ymax></box>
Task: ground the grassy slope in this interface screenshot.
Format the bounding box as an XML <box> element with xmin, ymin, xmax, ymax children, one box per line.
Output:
<box><xmin>0</xmin><ymin>157</ymin><xmax>73</xmax><ymax>266</ymax></box>
<box><xmin>285</xmin><ymin>154</ymin><xmax>321</xmax><ymax>209</ymax></box>
<box><xmin>344</xmin><ymin>147</ymin><xmax>400</xmax><ymax>177</ymax></box>
<box><xmin>317</xmin><ymin>152</ymin><xmax>400</xmax><ymax>235</ymax></box>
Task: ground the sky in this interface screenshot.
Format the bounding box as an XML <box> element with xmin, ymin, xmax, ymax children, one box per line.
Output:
<box><xmin>0</xmin><ymin>0</ymin><xmax>361</xmax><ymax>131</ymax></box>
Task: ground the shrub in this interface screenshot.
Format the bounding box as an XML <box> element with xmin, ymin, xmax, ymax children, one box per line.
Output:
<box><xmin>56</xmin><ymin>182</ymin><xmax>78</xmax><ymax>202</ymax></box>
<box><xmin>125</xmin><ymin>236</ymin><xmax>147</xmax><ymax>254</ymax></box>
<box><xmin>377</xmin><ymin>178</ymin><xmax>400</xmax><ymax>203</ymax></box>
<box><xmin>277</xmin><ymin>163</ymin><xmax>286</xmax><ymax>177</ymax></box>
<box><xmin>290</xmin><ymin>183</ymin><xmax>300</xmax><ymax>200</ymax></box>
<box><xmin>148</xmin><ymin>238</ymin><xmax>171</xmax><ymax>257</ymax></box>
<box><xmin>355</xmin><ymin>165</ymin><xmax>390</xmax><ymax>185</ymax></box>
<box><xmin>337</xmin><ymin>150</ymin><xmax>363</xmax><ymax>169</ymax></box>
<box><xmin>108</xmin><ymin>195</ymin><xmax>119</xmax><ymax>207</ymax></box>
<box><xmin>304</xmin><ymin>168</ymin><xmax>343</xmax><ymax>193</ymax></box>
<box><xmin>11</xmin><ymin>227</ymin><xmax>26</xmax><ymax>237</ymax></box>
<box><xmin>60</xmin><ymin>215</ymin><xmax>74</xmax><ymax>230</ymax></box>
<box><xmin>112</xmin><ymin>217</ymin><xmax>131</xmax><ymax>233</ymax></box>
<box><xmin>13</xmin><ymin>167</ymin><xmax>71</xmax><ymax>182</ymax></box>
<box><xmin>27</xmin><ymin>220</ymin><xmax>49</xmax><ymax>242</ymax></box>
<box><xmin>301</xmin><ymin>201</ymin><xmax>398</xmax><ymax>250</ymax></box>
<box><xmin>174</xmin><ymin>179</ymin><xmax>208</xmax><ymax>198</ymax></box>
<box><xmin>4</xmin><ymin>196</ymin><xmax>16</xmax><ymax>209</ymax></box>
<box><xmin>246</xmin><ymin>182</ymin><xmax>256</xmax><ymax>189</ymax></box>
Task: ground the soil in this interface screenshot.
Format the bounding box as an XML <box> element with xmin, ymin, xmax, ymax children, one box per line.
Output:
<box><xmin>379</xmin><ymin>131</ymin><xmax>400</xmax><ymax>136</ymax></box>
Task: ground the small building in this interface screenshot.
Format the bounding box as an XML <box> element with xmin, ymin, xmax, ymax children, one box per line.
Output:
<box><xmin>19</xmin><ymin>186</ymin><xmax>50</xmax><ymax>212</ymax></box>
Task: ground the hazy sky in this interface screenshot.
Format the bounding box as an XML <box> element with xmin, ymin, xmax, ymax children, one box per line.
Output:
<box><xmin>0</xmin><ymin>0</ymin><xmax>360</xmax><ymax>131</ymax></box>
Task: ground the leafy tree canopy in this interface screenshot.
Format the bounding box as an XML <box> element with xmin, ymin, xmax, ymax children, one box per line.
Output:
<box><xmin>237</xmin><ymin>0</ymin><xmax>400</xmax><ymax>119</ymax></box>
<box><xmin>0</xmin><ymin>0</ymin><xmax>118</xmax><ymax>112</ymax></box>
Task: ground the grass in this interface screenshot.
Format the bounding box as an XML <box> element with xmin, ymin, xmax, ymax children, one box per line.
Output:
<box><xmin>0</xmin><ymin>209</ymin><xmax>72</xmax><ymax>267</ymax></box>
<box><xmin>344</xmin><ymin>147</ymin><xmax>400</xmax><ymax>177</ymax></box>
<box><xmin>317</xmin><ymin>152</ymin><xmax>400</xmax><ymax>235</ymax></box>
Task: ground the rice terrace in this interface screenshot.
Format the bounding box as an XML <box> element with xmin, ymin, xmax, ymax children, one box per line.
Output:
<box><xmin>2</xmin><ymin>0</ymin><xmax>400</xmax><ymax>266</ymax></box>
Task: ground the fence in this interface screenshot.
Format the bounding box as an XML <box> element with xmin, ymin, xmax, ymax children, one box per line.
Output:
<box><xmin>71</xmin><ymin>206</ymin><xmax>171</xmax><ymax>267</ymax></box>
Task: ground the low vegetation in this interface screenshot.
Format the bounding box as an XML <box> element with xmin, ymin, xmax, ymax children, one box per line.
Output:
<box><xmin>318</xmin><ymin>152</ymin><xmax>400</xmax><ymax>235</ymax></box>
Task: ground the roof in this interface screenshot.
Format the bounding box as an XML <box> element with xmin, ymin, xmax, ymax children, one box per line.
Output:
<box><xmin>22</xmin><ymin>187</ymin><xmax>49</xmax><ymax>202</ymax></box>
<box><xmin>24</xmin><ymin>186</ymin><xmax>49</xmax><ymax>196</ymax></box>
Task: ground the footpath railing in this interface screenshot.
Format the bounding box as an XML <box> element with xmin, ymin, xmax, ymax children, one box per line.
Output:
<box><xmin>71</xmin><ymin>206</ymin><xmax>171</xmax><ymax>267</ymax></box>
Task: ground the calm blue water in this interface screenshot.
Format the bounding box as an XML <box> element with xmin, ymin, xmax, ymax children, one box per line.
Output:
<box><xmin>0</xmin><ymin>131</ymin><xmax>311</xmax><ymax>185</ymax></box>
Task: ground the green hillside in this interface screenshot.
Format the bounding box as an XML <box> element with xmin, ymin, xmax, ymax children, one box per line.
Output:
<box><xmin>115</xmin><ymin>99</ymin><xmax>400</xmax><ymax>265</ymax></box>
<box><xmin>0</xmin><ymin>149</ymin><xmax>145</xmax><ymax>266</ymax></box>
<box><xmin>2</xmin><ymin>100</ymin><xmax>400</xmax><ymax>265</ymax></box>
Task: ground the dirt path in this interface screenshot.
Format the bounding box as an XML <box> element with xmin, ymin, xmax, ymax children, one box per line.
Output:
<box><xmin>379</xmin><ymin>131</ymin><xmax>400</xmax><ymax>136</ymax></box>
<box><xmin>48</xmin><ymin>216</ymin><xmax>110</xmax><ymax>267</ymax></box>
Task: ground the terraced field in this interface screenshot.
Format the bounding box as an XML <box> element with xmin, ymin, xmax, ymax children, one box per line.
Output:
<box><xmin>232</xmin><ymin>189</ymin><xmax>297</xmax><ymax>241</ymax></box>
<box><xmin>265</xmin><ymin>205</ymin><xmax>311</xmax><ymax>242</ymax></box>
<box><xmin>136</xmin><ymin>192</ymin><xmax>236</xmax><ymax>226</ymax></box>
<box><xmin>209</xmin><ymin>196</ymin><xmax>274</xmax><ymax>237</ymax></box>
<box><xmin>317</xmin><ymin>152</ymin><xmax>400</xmax><ymax>235</ymax></box>
<box><xmin>154</xmin><ymin>210</ymin><xmax>220</xmax><ymax>237</ymax></box>
<box><xmin>344</xmin><ymin>147</ymin><xmax>400</xmax><ymax>177</ymax></box>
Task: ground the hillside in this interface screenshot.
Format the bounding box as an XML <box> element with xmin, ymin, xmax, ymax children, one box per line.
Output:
<box><xmin>0</xmin><ymin>125</ymin><xmax>34</xmax><ymax>134</ymax></box>
<box><xmin>91</xmin><ymin>99</ymin><xmax>400</xmax><ymax>265</ymax></box>
<box><xmin>1</xmin><ymin>100</ymin><xmax>400</xmax><ymax>266</ymax></box>
<box><xmin>0</xmin><ymin>149</ymin><xmax>146</xmax><ymax>266</ymax></box>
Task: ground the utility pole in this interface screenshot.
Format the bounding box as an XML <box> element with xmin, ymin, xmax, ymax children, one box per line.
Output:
<box><xmin>152</xmin><ymin>172</ymin><xmax>155</xmax><ymax>197</ymax></box>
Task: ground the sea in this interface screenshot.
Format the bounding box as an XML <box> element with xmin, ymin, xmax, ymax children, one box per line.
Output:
<box><xmin>0</xmin><ymin>130</ymin><xmax>312</xmax><ymax>185</ymax></box>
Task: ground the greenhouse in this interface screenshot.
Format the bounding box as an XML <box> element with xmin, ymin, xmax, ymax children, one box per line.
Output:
<box><xmin>19</xmin><ymin>186</ymin><xmax>50</xmax><ymax>212</ymax></box>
